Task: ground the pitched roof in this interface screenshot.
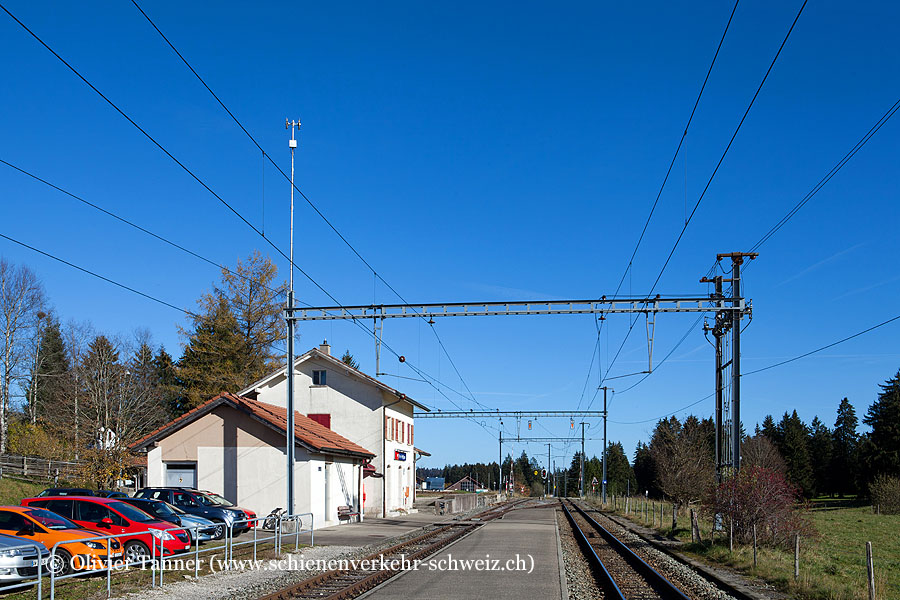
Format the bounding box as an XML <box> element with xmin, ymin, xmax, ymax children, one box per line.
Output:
<box><xmin>239</xmin><ymin>347</ymin><xmax>430</xmax><ymax>412</ymax></box>
<box><xmin>130</xmin><ymin>392</ymin><xmax>374</xmax><ymax>459</ymax></box>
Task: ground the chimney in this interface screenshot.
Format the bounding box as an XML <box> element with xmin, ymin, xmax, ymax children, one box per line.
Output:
<box><xmin>319</xmin><ymin>339</ymin><xmax>331</xmax><ymax>356</ymax></box>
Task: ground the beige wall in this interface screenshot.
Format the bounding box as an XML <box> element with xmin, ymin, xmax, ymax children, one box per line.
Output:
<box><xmin>156</xmin><ymin>405</ymin><xmax>282</xmax><ymax>461</ymax></box>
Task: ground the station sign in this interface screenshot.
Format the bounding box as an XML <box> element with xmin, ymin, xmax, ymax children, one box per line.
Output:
<box><xmin>394</xmin><ymin>450</ymin><xmax>407</xmax><ymax>461</ymax></box>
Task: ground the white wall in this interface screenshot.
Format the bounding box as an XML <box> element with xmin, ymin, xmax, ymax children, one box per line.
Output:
<box><xmin>150</xmin><ymin>442</ymin><xmax>361</xmax><ymax>530</ymax></box>
<box><xmin>249</xmin><ymin>354</ymin><xmax>416</xmax><ymax>518</ymax></box>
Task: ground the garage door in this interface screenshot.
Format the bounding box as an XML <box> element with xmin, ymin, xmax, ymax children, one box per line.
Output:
<box><xmin>166</xmin><ymin>463</ymin><xmax>197</xmax><ymax>488</ymax></box>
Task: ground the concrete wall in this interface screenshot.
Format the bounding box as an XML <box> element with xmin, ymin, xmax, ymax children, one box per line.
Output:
<box><xmin>249</xmin><ymin>354</ymin><xmax>416</xmax><ymax>518</ymax></box>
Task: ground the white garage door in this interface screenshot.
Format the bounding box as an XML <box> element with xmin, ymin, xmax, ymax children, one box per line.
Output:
<box><xmin>166</xmin><ymin>463</ymin><xmax>197</xmax><ymax>488</ymax></box>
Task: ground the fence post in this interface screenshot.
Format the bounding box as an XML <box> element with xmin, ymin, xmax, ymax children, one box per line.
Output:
<box><xmin>729</xmin><ymin>518</ymin><xmax>733</xmax><ymax>553</ymax></box>
<box><xmin>671</xmin><ymin>504</ymin><xmax>677</xmax><ymax>533</ymax></box>
<box><xmin>691</xmin><ymin>509</ymin><xmax>701</xmax><ymax>543</ymax></box>
<box><xmin>753</xmin><ymin>524</ymin><xmax>758</xmax><ymax>568</ymax></box>
<box><xmin>794</xmin><ymin>533</ymin><xmax>800</xmax><ymax>581</ymax></box>
<box><xmin>866</xmin><ymin>541</ymin><xmax>875</xmax><ymax>600</ymax></box>
<box><xmin>23</xmin><ymin>456</ymin><xmax>27</xmax><ymax>477</ymax></box>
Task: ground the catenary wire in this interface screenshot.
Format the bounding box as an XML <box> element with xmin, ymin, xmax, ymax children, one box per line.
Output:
<box><xmin>129</xmin><ymin>0</ymin><xmax>490</xmax><ymax>413</ymax></box>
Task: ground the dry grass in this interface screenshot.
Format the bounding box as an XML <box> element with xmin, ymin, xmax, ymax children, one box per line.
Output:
<box><xmin>587</xmin><ymin>496</ymin><xmax>899</xmax><ymax>600</ymax></box>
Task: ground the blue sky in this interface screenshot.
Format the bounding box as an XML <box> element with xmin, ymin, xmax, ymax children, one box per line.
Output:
<box><xmin>1</xmin><ymin>1</ymin><xmax>898</xmax><ymax>471</ymax></box>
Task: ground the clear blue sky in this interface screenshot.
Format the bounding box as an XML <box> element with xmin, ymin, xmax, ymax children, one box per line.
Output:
<box><xmin>1</xmin><ymin>1</ymin><xmax>898</xmax><ymax>472</ymax></box>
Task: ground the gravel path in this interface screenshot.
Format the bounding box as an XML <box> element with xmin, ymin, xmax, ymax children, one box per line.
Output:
<box><xmin>556</xmin><ymin>508</ymin><xmax>605</xmax><ymax>600</ymax></box>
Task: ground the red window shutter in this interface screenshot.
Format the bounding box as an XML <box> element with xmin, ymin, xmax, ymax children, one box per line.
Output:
<box><xmin>308</xmin><ymin>414</ymin><xmax>331</xmax><ymax>429</ymax></box>
<box><xmin>400</xmin><ymin>422</ymin><xmax>405</xmax><ymax>444</ymax></box>
<box><xmin>411</xmin><ymin>424</ymin><xmax>414</xmax><ymax>445</ymax></box>
<box><xmin>385</xmin><ymin>416</ymin><xmax>390</xmax><ymax>441</ymax></box>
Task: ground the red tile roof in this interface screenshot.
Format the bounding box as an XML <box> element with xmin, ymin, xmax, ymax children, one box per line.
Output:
<box><xmin>130</xmin><ymin>392</ymin><xmax>374</xmax><ymax>458</ymax></box>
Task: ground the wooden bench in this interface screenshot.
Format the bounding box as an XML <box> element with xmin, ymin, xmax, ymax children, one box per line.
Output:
<box><xmin>337</xmin><ymin>505</ymin><xmax>359</xmax><ymax>522</ymax></box>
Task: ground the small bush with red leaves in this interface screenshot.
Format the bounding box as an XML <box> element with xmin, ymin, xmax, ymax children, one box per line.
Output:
<box><xmin>703</xmin><ymin>466</ymin><xmax>816</xmax><ymax>549</ymax></box>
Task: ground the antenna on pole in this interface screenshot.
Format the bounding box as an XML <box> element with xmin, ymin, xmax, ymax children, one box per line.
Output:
<box><xmin>285</xmin><ymin>118</ymin><xmax>300</xmax><ymax>516</ymax></box>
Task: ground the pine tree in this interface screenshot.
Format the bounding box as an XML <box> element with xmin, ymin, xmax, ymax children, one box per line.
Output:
<box><xmin>29</xmin><ymin>315</ymin><xmax>69</xmax><ymax>424</ymax></box>
<box><xmin>341</xmin><ymin>350</ymin><xmax>359</xmax><ymax>370</ymax></box>
<box><xmin>860</xmin><ymin>371</ymin><xmax>900</xmax><ymax>480</ymax></box>
<box><xmin>777</xmin><ymin>410</ymin><xmax>814</xmax><ymax>497</ymax></box>
<box><xmin>761</xmin><ymin>414</ymin><xmax>779</xmax><ymax>444</ymax></box>
<box><xmin>605</xmin><ymin>441</ymin><xmax>637</xmax><ymax>497</ymax></box>
<box><xmin>808</xmin><ymin>417</ymin><xmax>832</xmax><ymax>497</ymax></box>
<box><xmin>633</xmin><ymin>441</ymin><xmax>658</xmax><ymax>497</ymax></box>
<box><xmin>831</xmin><ymin>397</ymin><xmax>859</xmax><ymax>496</ymax></box>
<box><xmin>177</xmin><ymin>297</ymin><xmax>249</xmax><ymax>411</ymax></box>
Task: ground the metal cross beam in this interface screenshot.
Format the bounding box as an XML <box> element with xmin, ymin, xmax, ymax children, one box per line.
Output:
<box><xmin>414</xmin><ymin>410</ymin><xmax>605</xmax><ymax>418</ymax></box>
<box><xmin>504</xmin><ymin>437</ymin><xmax>603</xmax><ymax>442</ymax></box>
<box><xmin>295</xmin><ymin>296</ymin><xmax>744</xmax><ymax>321</ymax></box>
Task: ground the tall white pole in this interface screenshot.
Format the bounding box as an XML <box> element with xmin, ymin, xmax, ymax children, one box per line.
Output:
<box><xmin>285</xmin><ymin>119</ymin><xmax>300</xmax><ymax>515</ymax></box>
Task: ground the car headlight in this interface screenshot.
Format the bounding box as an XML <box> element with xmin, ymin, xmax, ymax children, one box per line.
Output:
<box><xmin>0</xmin><ymin>548</ymin><xmax>23</xmax><ymax>557</ymax></box>
<box><xmin>149</xmin><ymin>529</ymin><xmax>175</xmax><ymax>541</ymax></box>
<box><xmin>83</xmin><ymin>541</ymin><xmax>104</xmax><ymax>550</ymax></box>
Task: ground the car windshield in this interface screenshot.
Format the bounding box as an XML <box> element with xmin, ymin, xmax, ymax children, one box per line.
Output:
<box><xmin>165</xmin><ymin>503</ymin><xmax>186</xmax><ymax>515</ymax></box>
<box><xmin>200</xmin><ymin>493</ymin><xmax>234</xmax><ymax>507</ymax></box>
<box><xmin>109</xmin><ymin>502</ymin><xmax>158</xmax><ymax>523</ymax></box>
<box><xmin>26</xmin><ymin>509</ymin><xmax>79</xmax><ymax>531</ymax></box>
<box><xmin>141</xmin><ymin>501</ymin><xmax>178</xmax><ymax>519</ymax></box>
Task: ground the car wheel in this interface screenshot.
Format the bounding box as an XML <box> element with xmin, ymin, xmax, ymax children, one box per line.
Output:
<box><xmin>49</xmin><ymin>548</ymin><xmax>73</xmax><ymax>577</ymax></box>
<box><xmin>124</xmin><ymin>541</ymin><xmax>151</xmax><ymax>565</ymax></box>
<box><xmin>211</xmin><ymin>520</ymin><xmax>226</xmax><ymax>540</ymax></box>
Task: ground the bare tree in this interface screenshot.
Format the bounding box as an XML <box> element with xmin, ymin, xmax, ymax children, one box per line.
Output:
<box><xmin>650</xmin><ymin>416</ymin><xmax>714</xmax><ymax>508</ymax></box>
<box><xmin>0</xmin><ymin>260</ymin><xmax>45</xmax><ymax>453</ymax></box>
<box><xmin>742</xmin><ymin>434</ymin><xmax>787</xmax><ymax>473</ymax></box>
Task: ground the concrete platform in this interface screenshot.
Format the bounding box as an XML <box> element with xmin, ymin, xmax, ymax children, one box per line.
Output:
<box><xmin>312</xmin><ymin>512</ymin><xmax>450</xmax><ymax>546</ymax></box>
<box><xmin>363</xmin><ymin>505</ymin><xmax>563</xmax><ymax>600</ymax></box>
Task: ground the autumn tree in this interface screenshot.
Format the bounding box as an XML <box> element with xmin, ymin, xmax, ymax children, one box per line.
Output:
<box><xmin>177</xmin><ymin>253</ymin><xmax>286</xmax><ymax>412</ymax></box>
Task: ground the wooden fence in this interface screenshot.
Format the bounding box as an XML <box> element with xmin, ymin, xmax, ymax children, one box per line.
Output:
<box><xmin>0</xmin><ymin>453</ymin><xmax>81</xmax><ymax>483</ymax></box>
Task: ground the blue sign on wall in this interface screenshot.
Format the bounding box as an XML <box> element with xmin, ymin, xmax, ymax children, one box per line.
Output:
<box><xmin>395</xmin><ymin>450</ymin><xmax>407</xmax><ymax>461</ymax></box>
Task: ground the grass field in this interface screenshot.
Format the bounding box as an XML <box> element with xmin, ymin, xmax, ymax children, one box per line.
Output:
<box><xmin>592</xmin><ymin>496</ymin><xmax>899</xmax><ymax>600</ymax></box>
<box><xmin>0</xmin><ymin>477</ymin><xmax>47</xmax><ymax>506</ymax></box>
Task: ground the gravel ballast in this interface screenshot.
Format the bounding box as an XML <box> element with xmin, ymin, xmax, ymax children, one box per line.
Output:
<box><xmin>556</xmin><ymin>508</ymin><xmax>605</xmax><ymax>600</ymax></box>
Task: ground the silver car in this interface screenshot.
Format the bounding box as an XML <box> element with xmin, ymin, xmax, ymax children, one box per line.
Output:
<box><xmin>0</xmin><ymin>533</ymin><xmax>50</xmax><ymax>587</ymax></box>
<box><xmin>167</xmin><ymin>504</ymin><xmax>216</xmax><ymax>542</ymax></box>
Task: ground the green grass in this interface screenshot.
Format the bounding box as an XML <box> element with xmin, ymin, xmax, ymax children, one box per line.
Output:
<box><xmin>0</xmin><ymin>477</ymin><xmax>47</xmax><ymax>506</ymax></box>
<box><xmin>588</xmin><ymin>497</ymin><xmax>900</xmax><ymax>600</ymax></box>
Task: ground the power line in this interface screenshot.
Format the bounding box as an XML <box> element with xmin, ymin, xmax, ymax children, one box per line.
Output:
<box><xmin>0</xmin><ymin>231</ymin><xmax>197</xmax><ymax>317</ymax></box>
<box><xmin>748</xmin><ymin>96</ymin><xmax>900</xmax><ymax>253</ymax></box>
<box><xmin>0</xmin><ymin>157</ymin><xmax>287</xmax><ymax>300</ymax></box>
<box><xmin>0</xmin><ymin>3</ymin><xmax>491</xmax><ymax>424</ymax></box>
<box><xmin>129</xmin><ymin>0</ymin><xmax>489</xmax><ymax>413</ymax></box>
<box><xmin>574</xmin><ymin>0</ymin><xmax>740</xmax><ymax>413</ymax></box>
<box><xmin>600</xmin><ymin>0</ymin><xmax>807</xmax><ymax>385</ymax></box>
<box><xmin>0</xmin><ymin>2</ymin><xmax>332</xmax><ymax>302</ymax></box>
<box><xmin>743</xmin><ymin>313</ymin><xmax>900</xmax><ymax>376</ymax></box>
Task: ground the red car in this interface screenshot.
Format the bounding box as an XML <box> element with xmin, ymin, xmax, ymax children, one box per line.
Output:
<box><xmin>22</xmin><ymin>496</ymin><xmax>191</xmax><ymax>563</ymax></box>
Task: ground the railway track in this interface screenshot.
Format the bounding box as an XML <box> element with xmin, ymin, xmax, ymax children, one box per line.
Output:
<box><xmin>257</xmin><ymin>498</ymin><xmax>529</xmax><ymax>600</ymax></box>
<box><xmin>562</xmin><ymin>499</ymin><xmax>691</xmax><ymax>600</ymax></box>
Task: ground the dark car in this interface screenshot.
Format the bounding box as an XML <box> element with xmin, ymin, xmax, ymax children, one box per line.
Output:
<box><xmin>118</xmin><ymin>498</ymin><xmax>216</xmax><ymax>542</ymax></box>
<box><xmin>35</xmin><ymin>488</ymin><xmax>96</xmax><ymax>497</ymax></box>
<box><xmin>96</xmin><ymin>491</ymin><xmax>129</xmax><ymax>499</ymax></box>
<box><xmin>133</xmin><ymin>488</ymin><xmax>252</xmax><ymax>540</ymax></box>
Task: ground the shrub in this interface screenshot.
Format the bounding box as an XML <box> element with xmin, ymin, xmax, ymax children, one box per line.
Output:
<box><xmin>869</xmin><ymin>474</ymin><xmax>900</xmax><ymax>514</ymax></box>
<box><xmin>703</xmin><ymin>466</ymin><xmax>815</xmax><ymax>549</ymax></box>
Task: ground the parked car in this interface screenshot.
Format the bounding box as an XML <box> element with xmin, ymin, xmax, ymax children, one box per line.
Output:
<box><xmin>118</xmin><ymin>498</ymin><xmax>216</xmax><ymax>542</ymax></box>
<box><xmin>0</xmin><ymin>532</ymin><xmax>50</xmax><ymax>586</ymax></box>
<box><xmin>35</xmin><ymin>488</ymin><xmax>96</xmax><ymax>497</ymax></box>
<box><xmin>96</xmin><ymin>491</ymin><xmax>129</xmax><ymax>499</ymax></box>
<box><xmin>0</xmin><ymin>506</ymin><xmax>120</xmax><ymax>577</ymax></box>
<box><xmin>195</xmin><ymin>491</ymin><xmax>257</xmax><ymax>529</ymax></box>
<box><xmin>133</xmin><ymin>488</ymin><xmax>254</xmax><ymax>540</ymax></box>
<box><xmin>21</xmin><ymin>497</ymin><xmax>190</xmax><ymax>564</ymax></box>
